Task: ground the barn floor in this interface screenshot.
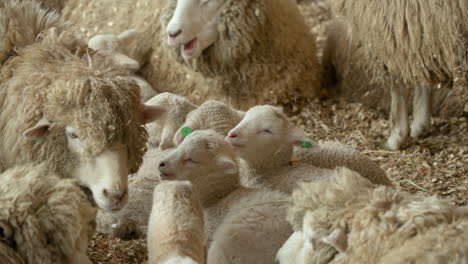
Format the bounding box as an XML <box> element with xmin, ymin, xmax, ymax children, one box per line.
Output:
<box><xmin>87</xmin><ymin>97</ymin><xmax>467</xmax><ymax>264</ymax></box>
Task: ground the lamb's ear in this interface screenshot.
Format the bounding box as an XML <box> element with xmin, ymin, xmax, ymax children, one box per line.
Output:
<box><xmin>118</xmin><ymin>29</ymin><xmax>138</xmax><ymax>45</ymax></box>
<box><xmin>215</xmin><ymin>155</ymin><xmax>238</xmax><ymax>175</ymax></box>
<box><xmin>288</xmin><ymin>126</ymin><xmax>316</xmax><ymax>149</ymax></box>
<box><xmin>321</xmin><ymin>228</ymin><xmax>348</xmax><ymax>254</ymax></box>
<box><xmin>112</xmin><ymin>53</ymin><xmax>140</xmax><ymax>71</ymax></box>
<box><xmin>235</xmin><ymin>110</ymin><xmax>246</xmax><ymax>122</ymax></box>
<box><xmin>23</xmin><ymin>118</ymin><xmax>52</xmax><ymax>139</ymax></box>
<box><xmin>142</xmin><ymin>105</ymin><xmax>166</xmax><ymax>124</ymax></box>
<box><xmin>173</xmin><ymin>122</ymin><xmax>200</xmax><ymax>146</ymax></box>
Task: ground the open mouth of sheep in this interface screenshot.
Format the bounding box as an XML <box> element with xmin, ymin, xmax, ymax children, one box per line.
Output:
<box><xmin>183</xmin><ymin>38</ymin><xmax>197</xmax><ymax>55</ymax></box>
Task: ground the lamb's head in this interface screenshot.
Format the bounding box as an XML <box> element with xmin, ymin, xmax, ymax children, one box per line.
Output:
<box><xmin>0</xmin><ymin>164</ymin><xmax>97</xmax><ymax>264</ymax></box>
<box><xmin>165</xmin><ymin>0</ymin><xmax>224</xmax><ymax>61</ymax></box>
<box><xmin>159</xmin><ymin>130</ymin><xmax>238</xmax><ymax>186</ymax></box>
<box><xmin>17</xmin><ymin>33</ymin><xmax>164</xmax><ymax>211</ymax></box>
<box><xmin>225</xmin><ymin>105</ymin><xmax>314</xmax><ymax>166</ymax></box>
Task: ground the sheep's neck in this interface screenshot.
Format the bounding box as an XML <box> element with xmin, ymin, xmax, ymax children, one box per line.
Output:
<box><xmin>245</xmin><ymin>144</ymin><xmax>293</xmax><ymax>173</ymax></box>
<box><xmin>195</xmin><ymin>170</ymin><xmax>240</xmax><ymax>208</ymax></box>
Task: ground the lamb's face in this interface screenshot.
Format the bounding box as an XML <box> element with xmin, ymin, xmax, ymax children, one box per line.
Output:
<box><xmin>166</xmin><ymin>0</ymin><xmax>225</xmax><ymax>61</ymax></box>
<box><xmin>159</xmin><ymin>130</ymin><xmax>238</xmax><ymax>183</ymax></box>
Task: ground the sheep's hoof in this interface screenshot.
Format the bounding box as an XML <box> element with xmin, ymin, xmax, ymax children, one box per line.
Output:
<box><xmin>381</xmin><ymin>139</ymin><xmax>403</xmax><ymax>151</ymax></box>
<box><xmin>410</xmin><ymin>124</ymin><xmax>431</xmax><ymax>139</ymax></box>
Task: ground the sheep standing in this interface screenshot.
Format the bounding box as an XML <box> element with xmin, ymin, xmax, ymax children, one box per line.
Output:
<box><xmin>278</xmin><ymin>167</ymin><xmax>468</xmax><ymax>264</ymax></box>
<box><xmin>148</xmin><ymin>181</ymin><xmax>205</xmax><ymax>264</ymax></box>
<box><xmin>158</xmin><ymin>130</ymin><xmax>292</xmax><ymax>264</ymax></box>
<box><xmin>0</xmin><ymin>164</ymin><xmax>96</xmax><ymax>264</ymax></box>
<box><xmin>0</xmin><ymin>0</ymin><xmax>165</xmax><ymax>211</ymax></box>
<box><xmin>225</xmin><ymin>105</ymin><xmax>392</xmax><ymax>193</ymax></box>
<box><xmin>325</xmin><ymin>0</ymin><xmax>468</xmax><ymax>150</ymax></box>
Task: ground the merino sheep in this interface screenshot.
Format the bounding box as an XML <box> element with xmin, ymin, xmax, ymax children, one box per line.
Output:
<box><xmin>0</xmin><ymin>0</ymin><xmax>165</xmax><ymax>211</ymax></box>
<box><xmin>324</xmin><ymin>0</ymin><xmax>468</xmax><ymax>150</ymax></box>
<box><xmin>0</xmin><ymin>164</ymin><xmax>96</xmax><ymax>264</ymax></box>
<box><xmin>173</xmin><ymin>100</ymin><xmax>244</xmax><ymax>146</ymax></box>
<box><xmin>148</xmin><ymin>180</ymin><xmax>205</xmax><ymax>264</ymax></box>
<box><xmin>61</xmin><ymin>0</ymin><xmax>324</xmax><ymax>108</ymax></box>
<box><xmin>278</xmin><ymin>167</ymin><xmax>468</xmax><ymax>264</ymax></box>
<box><xmin>87</xmin><ymin>30</ymin><xmax>157</xmax><ymax>102</ymax></box>
<box><xmin>158</xmin><ymin>130</ymin><xmax>292</xmax><ymax>264</ymax></box>
<box><xmin>225</xmin><ymin>105</ymin><xmax>392</xmax><ymax>193</ymax></box>
<box><xmin>145</xmin><ymin>93</ymin><xmax>197</xmax><ymax>149</ymax></box>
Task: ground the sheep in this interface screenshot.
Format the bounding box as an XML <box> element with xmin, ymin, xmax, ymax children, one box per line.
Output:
<box><xmin>147</xmin><ymin>180</ymin><xmax>205</xmax><ymax>264</ymax></box>
<box><xmin>173</xmin><ymin>100</ymin><xmax>244</xmax><ymax>146</ymax></box>
<box><xmin>158</xmin><ymin>130</ymin><xmax>292</xmax><ymax>264</ymax></box>
<box><xmin>145</xmin><ymin>93</ymin><xmax>197</xmax><ymax>149</ymax></box>
<box><xmin>277</xmin><ymin>167</ymin><xmax>468</xmax><ymax>264</ymax></box>
<box><xmin>0</xmin><ymin>0</ymin><xmax>165</xmax><ymax>211</ymax></box>
<box><xmin>87</xmin><ymin>30</ymin><xmax>158</xmax><ymax>102</ymax></box>
<box><xmin>324</xmin><ymin>0</ymin><xmax>468</xmax><ymax>150</ymax></box>
<box><xmin>61</xmin><ymin>0</ymin><xmax>324</xmax><ymax>108</ymax></box>
<box><xmin>225</xmin><ymin>105</ymin><xmax>392</xmax><ymax>193</ymax></box>
<box><xmin>0</xmin><ymin>163</ymin><xmax>97</xmax><ymax>264</ymax></box>
<box><xmin>95</xmin><ymin>147</ymin><xmax>172</xmax><ymax>239</ymax></box>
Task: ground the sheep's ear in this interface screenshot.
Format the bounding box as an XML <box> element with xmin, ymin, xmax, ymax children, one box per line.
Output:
<box><xmin>142</xmin><ymin>106</ymin><xmax>166</xmax><ymax>124</ymax></box>
<box><xmin>23</xmin><ymin>118</ymin><xmax>51</xmax><ymax>139</ymax></box>
<box><xmin>288</xmin><ymin>126</ymin><xmax>316</xmax><ymax>149</ymax></box>
<box><xmin>235</xmin><ymin>110</ymin><xmax>246</xmax><ymax>122</ymax></box>
<box><xmin>321</xmin><ymin>228</ymin><xmax>348</xmax><ymax>254</ymax></box>
<box><xmin>216</xmin><ymin>155</ymin><xmax>238</xmax><ymax>175</ymax></box>
<box><xmin>88</xmin><ymin>34</ymin><xmax>117</xmax><ymax>52</ymax></box>
<box><xmin>112</xmin><ymin>53</ymin><xmax>140</xmax><ymax>71</ymax></box>
<box><xmin>118</xmin><ymin>29</ymin><xmax>138</xmax><ymax>45</ymax></box>
<box><xmin>173</xmin><ymin>122</ymin><xmax>200</xmax><ymax>146</ymax></box>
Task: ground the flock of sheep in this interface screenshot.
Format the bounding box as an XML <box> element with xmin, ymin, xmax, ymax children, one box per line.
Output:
<box><xmin>0</xmin><ymin>0</ymin><xmax>466</xmax><ymax>263</ymax></box>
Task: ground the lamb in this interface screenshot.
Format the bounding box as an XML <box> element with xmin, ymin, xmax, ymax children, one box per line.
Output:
<box><xmin>145</xmin><ymin>93</ymin><xmax>197</xmax><ymax>149</ymax></box>
<box><xmin>225</xmin><ymin>105</ymin><xmax>392</xmax><ymax>193</ymax></box>
<box><xmin>0</xmin><ymin>0</ymin><xmax>165</xmax><ymax>211</ymax></box>
<box><xmin>324</xmin><ymin>0</ymin><xmax>468</xmax><ymax>150</ymax></box>
<box><xmin>147</xmin><ymin>181</ymin><xmax>205</xmax><ymax>264</ymax></box>
<box><xmin>0</xmin><ymin>163</ymin><xmax>97</xmax><ymax>264</ymax></box>
<box><xmin>158</xmin><ymin>130</ymin><xmax>292</xmax><ymax>264</ymax></box>
<box><xmin>173</xmin><ymin>100</ymin><xmax>244</xmax><ymax>146</ymax></box>
<box><xmin>61</xmin><ymin>0</ymin><xmax>324</xmax><ymax>108</ymax></box>
<box><xmin>277</xmin><ymin>167</ymin><xmax>468</xmax><ymax>264</ymax></box>
<box><xmin>87</xmin><ymin>30</ymin><xmax>157</xmax><ymax>102</ymax></box>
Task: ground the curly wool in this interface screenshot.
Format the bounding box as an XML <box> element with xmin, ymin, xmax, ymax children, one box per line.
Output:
<box><xmin>0</xmin><ymin>13</ymin><xmax>148</xmax><ymax>175</ymax></box>
<box><xmin>0</xmin><ymin>164</ymin><xmax>96</xmax><ymax>264</ymax></box>
<box><xmin>161</xmin><ymin>0</ymin><xmax>324</xmax><ymax>108</ymax></box>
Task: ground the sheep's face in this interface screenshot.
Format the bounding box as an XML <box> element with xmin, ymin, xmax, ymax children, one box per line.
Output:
<box><xmin>225</xmin><ymin>105</ymin><xmax>309</xmax><ymax>163</ymax></box>
<box><xmin>22</xmin><ymin>106</ymin><xmax>165</xmax><ymax>212</ymax></box>
<box><xmin>159</xmin><ymin>130</ymin><xmax>238</xmax><ymax>183</ymax></box>
<box><xmin>166</xmin><ymin>0</ymin><xmax>225</xmax><ymax>61</ymax></box>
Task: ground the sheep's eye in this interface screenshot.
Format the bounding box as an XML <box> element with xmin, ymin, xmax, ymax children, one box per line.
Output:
<box><xmin>263</xmin><ymin>129</ymin><xmax>272</xmax><ymax>134</ymax></box>
<box><xmin>185</xmin><ymin>157</ymin><xmax>199</xmax><ymax>164</ymax></box>
<box><xmin>67</xmin><ymin>131</ymin><xmax>79</xmax><ymax>139</ymax></box>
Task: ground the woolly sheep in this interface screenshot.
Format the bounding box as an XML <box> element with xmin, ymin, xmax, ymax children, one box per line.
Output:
<box><xmin>0</xmin><ymin>0</ymin><xmax>165</xmax><ymax>211</ymax></box>
<box><xmin>278</xmin><ymin>167</ymin><xmax>468</xmax><ymax>264</ymax></box>
<box><xmin>96</xmin><ymin>148</ymin><xmax>172</xmax><ymax>239</ymax></box>
<box><xmin>87</xmin><ymin>30</ymin><xmax>157</xmax><ymax>102</ymax></box>
<box><xmin>145</xmin><ymin>93</ymin><xmax>197</xmax><ymax>149</ymax></box>
<box><xmin>173</xmin><ymin>100</ymin><xmax>244</xmax><ymax>146</ymax></box>
<box><xmin>325</xmin><ymin>0</ymin><xmax>468</xmax><ymax>150</ymax></box>
<box><xmin>158</xmin><ymin>130</ymin><xmax>292</xmax><ymax>264</ymax></box>
<box><xmin>225</xmin><ymin>105</ymin><xmax>391</xmax><ymax>193</ymax></box>
<box><xmin>147</xmin><ymin>180</ymin><xmax>205</xmax><ymax>264</ymax></box>
<box><xmin>0</xmin><ymin>164</ymin><xmax>96</xmax><ymax>264</ymax></box>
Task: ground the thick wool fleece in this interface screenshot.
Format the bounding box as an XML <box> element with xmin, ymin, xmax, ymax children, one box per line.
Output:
<box><xmin>286</xmin><ymin>167</ymin><xmax>468</xmax><ymax>264</ymax></box>
<box><xmin>161</xmin><ymin>0</ymin><xmax>324</xmax><ymax>108</ymax></box>
<box><xmin>0</xmin><ymin>164</ymin><xmax>96</xmax><ymax>264</ymax></box>
<box><xmin>0</xmin><ymin>21</ymin><xmax>148</xmax><ymax>175</ymax></box>
<box><xmin>148</xmin><ymin>181</ymin><xmax>205</xmax><ymax>264</ymax></box>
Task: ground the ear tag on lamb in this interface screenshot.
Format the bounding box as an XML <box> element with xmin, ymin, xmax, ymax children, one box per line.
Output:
<box><xmin>181</xmin><ymin>127</ymin><xmax>193</xmax><ymax>137</ymax></box>
<box><xmin>300</xmin><ymin>141</ymin><xmax>313</xmax><ymax>149</ymax></box>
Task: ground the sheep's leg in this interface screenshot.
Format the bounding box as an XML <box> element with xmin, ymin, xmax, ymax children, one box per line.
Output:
<box><xmin>383</xmin><ymin>86</ymin><xmax>409</xmax><ymax>150</ymax></box>
<box><xmin>410</xmin><ymin>84</ymin><xmax>432</xmax><ymax>138</ymax></box>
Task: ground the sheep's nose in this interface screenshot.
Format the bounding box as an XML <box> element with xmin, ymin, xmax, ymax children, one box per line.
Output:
<box><xmin>227</xmin><ymin>132</ymin><xmax>238</xmax><ymax>138</ymax></box>
<box><xmin>168</xmin><ymin>29</ymin><xmax>182</xmax><ymax>38</ymax></box>
<box><xmin>159</xmin><ymin>162</ymin><xmax>166</xmax><ymax>168</ymax></box>
<box><xmin>103</xmin><ymin>189</ymin><xmax>125</xmax><ymax>200</ymax></box>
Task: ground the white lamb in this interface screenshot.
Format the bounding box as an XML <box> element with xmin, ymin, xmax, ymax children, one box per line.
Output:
<box><xmin>0</xmin><ymin>163</ymin><xmax>96</xmax><ymax>264</ymax></box>
<box><xmin>147</xmin><ymin>180</ymin><xmax>205</xmax><ymax>264</ymax></box>
<box><xmin>145</xmin><ymin>93</ymin><xmax>197</xmax><ymax>149</ymax></box>
<box><xmin>158</xmin><ymin>130</ymin><xmax>292</xmax><ymax>264</ymax></box>
<box><xmin>225</xmin><ymin>105</ymin><xmax>392</xmax><ymax>193</ymax></box>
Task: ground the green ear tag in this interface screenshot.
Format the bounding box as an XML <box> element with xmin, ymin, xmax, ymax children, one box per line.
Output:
<box><xmin>181</xmin><ymin>126</ymin><xmax>193</xmax><ymax>137</ymax></box>
<box><xmin>300</xmin><ymin>141</ymin><xmax>312</xmax><ymax>149</ymax></box>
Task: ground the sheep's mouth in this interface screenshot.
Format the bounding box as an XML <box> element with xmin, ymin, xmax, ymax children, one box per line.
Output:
<box><xmin>159</xmin><ymin>173</ymin><xmax>175</xmax><ymax>180</ymax></box>
<box><xmin>182</xmin><ymin>38</ymin><xmax>198</xmax><ymax>56</ymax></box>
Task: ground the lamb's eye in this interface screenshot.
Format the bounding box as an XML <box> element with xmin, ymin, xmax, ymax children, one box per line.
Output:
<box><xmin>263</xmin><ymin>129</ymin><xmax>272</xmax><ymax>134</ymax></box>
<box><xmin>67</xmin><ymin>131</ymin><xmax>79</xmax><ymax>139</ymax></box>
<box><xmin>185</xmin><ymin>157</ymin><xmax>199</xmax><ymax>164</ymax></box>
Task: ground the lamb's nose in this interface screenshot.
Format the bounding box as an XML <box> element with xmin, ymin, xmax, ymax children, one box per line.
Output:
<box><xmin>159</xmin><ymin>162</ymin><xmax>166</xmax><ymax>168</ymax></box>
<box><xmin>227</xmin><ymin>132</ymin><xmax>238</xmax><ymax>138</ymax></box>
<box><xmin>168</xmin><ymin>29</ymin><xmax>182</xmax><ymax>38</ymax></box>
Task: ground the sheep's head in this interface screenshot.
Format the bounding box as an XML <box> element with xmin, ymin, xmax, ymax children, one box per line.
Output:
<box><xmin>0</xmin><ymin>164</ymin><xmax>97</xmax><ymax>264</ymax></box>
<box><xmin>165</xmin><ymin>0</ymin><xmax>225</xmax><ymax>61</ymax></box>
<box><xmin>158</xmin><ymin>130</ymin><xmax>238</xmax><ymax>185</ymax></box>
<box><xmin>225</xmin><ymin>105</ymin><xmax>314</xmax><ymax>165</ymax></box>
<box><xmin>16</xmin><ymin>32</ymin><xmax>165</xmax><ymax>212</ymax></box>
